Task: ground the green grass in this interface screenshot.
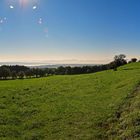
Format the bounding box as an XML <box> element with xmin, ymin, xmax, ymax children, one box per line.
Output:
<box><xmin>106</xmin><ymin>84</ymin><xmax>140</xmax><ymax>140</ymax></box>
<box><xmin>0</xmin><ymin>62</ymin><xmax>140</xmax><ymax>139</ymax></box>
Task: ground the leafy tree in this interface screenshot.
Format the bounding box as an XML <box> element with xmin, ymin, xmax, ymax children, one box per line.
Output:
<box><xmin>56</xmin><ymin>66</ymin><xmax>66</xmax><ymax>75</ymax></box>
<box><xmin>131</xmin><ymin>58</ymin><xmax>137</xmax><ymax>63</ymax></box>
<box><xmin>38</xmin><ymin>69</ymin><xmax>46</xmax><ymax>77</ymax></box>
<box><xmin>11</xmin><ymin>71</ymin><xmax>17</xmax><ymax>79</ymax></box>
<box><xmin>33</xmin><ymin>68</ymin><xmax>41</xmax><ymax>78</ymax></box>
<box><xmin>0</xmin><ymin>67</ymin><xmax>11</xmax><ymax>79</ymax></box>
<box><xmin>25</xmin><ymin>69</ymin><xmax>33</xmax><ymax>78</ymax></box>
<box><xmin>113</xmin><ymin>54</ymin><xmax>127</xmax><ymax>70</ymax></box>
<box><xmin>65</xmin><ymin>66</ymin><xmax>72</xmax><ymax>75</ymax></box>
<box><xmin>18</xmin><ymin>71</ymin><xmax>25</xmax><ymax>79</ymax></box>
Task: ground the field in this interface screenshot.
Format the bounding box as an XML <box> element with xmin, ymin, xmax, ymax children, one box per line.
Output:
<box><xmin>0</xmin><ymin>62</ymin><xmax>140</xmax><ymax>139</ymax></box>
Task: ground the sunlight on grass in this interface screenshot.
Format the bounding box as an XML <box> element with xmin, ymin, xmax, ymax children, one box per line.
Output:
<box><xmin>0</xmin><ymin>63</ymin><xmax>140</xmax><ymax>139</ymax></box>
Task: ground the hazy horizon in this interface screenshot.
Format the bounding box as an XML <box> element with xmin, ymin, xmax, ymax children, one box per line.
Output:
<box><xmin>0</xmin><ymin>54</ymin><xmax>139</xmax><ymax>66</ymax></box>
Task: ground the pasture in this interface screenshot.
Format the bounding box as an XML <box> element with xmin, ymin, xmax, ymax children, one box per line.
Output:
<box><xmin>0</xmin><ymin>62</ymin><xmax>140</xmax><ymax>139</ymax></box>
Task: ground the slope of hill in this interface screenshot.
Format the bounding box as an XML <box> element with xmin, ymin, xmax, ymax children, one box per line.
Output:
<box><xmin>0</xmin><ymin>62</ymin><xmax>140</xmax><ymax>139</ymax></box>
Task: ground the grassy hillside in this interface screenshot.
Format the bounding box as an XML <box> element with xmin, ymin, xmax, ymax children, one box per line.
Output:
<box><xmin>0</xmin><ymin>62</ymin><xmax>140</xmax><ymax>139</ymax></box>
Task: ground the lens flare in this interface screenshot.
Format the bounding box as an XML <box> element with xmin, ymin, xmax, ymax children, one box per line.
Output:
<box><xmin>19</xmin><ymin>0</ymin><xmax>28</xmax><ymax>7</ymax></box>
<box><xmin>8</xmin><ymin>0</ymin><xmax>39</xmax><ymax>9</ymax></box>
<box><xmin>9</xmin><ymin>5</ymin><xmax>14</xmax><ymax>9</ymax></box>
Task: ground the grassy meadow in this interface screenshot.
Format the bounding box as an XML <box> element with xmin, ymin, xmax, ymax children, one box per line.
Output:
<box><xmin>0</xmin><ymin>62</ymin><xmax>140</xmax><ymax>139</ymax></box>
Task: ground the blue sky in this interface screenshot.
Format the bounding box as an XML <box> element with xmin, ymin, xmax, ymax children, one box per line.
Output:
<box><xmin>0</xmin><ymin>0</ymin><xmax>140</xmax><ymax>64</ymax></box>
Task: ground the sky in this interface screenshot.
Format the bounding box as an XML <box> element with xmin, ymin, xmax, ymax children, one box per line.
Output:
<box><xmin>0</xmin><ymin>0</ymin><xmax>140</xmax><ymax>64</ymax></box>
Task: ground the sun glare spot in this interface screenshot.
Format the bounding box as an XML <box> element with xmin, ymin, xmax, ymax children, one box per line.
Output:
<box><xmin>0</xmin><ymin>19</ymin><xmax>3</xmax><ymax>24</ymax></box>
<box><xmin>38</xmin><ymin>18</ymin><xmax>43</xmax><ymax>24</ymax></box>
<box><xmin>33</xmin><ymin>5</ymin><xmax>37</xmax><ymax>10</ymax></box>
<box><xmin>9</xmin><ymin>5</ymin><xmax>14</xmax><ymax>9</ymax></box>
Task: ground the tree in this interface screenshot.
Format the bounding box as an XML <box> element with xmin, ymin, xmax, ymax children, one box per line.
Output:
<box><xmin>38</xmin><ymin>69</ymin><xmax>46</xmax><ymax>77</ymax></box>
<box><xmin>114</xmin><ymin>54</ymin><xmax>126</xmax><ymax>62</ymax></box>
<box><xmin>9</xmin><ymin>65</ymin><xmax>29</xmax><ymax>73</ymax></box>
<box><xmin>32</xmin><ymin>68</ymin><xmax>41</xmax><ymax>78</ymax></box>
<box><xmin>65</xmin><ymin>66</ymin><xmax>72</xmax><ymax>75</ymax></box>
<box><xmin>44</xmin><ymin>68</ymin><xmax>55</xmax><ymax>75</ymax></box>
<box><xmin>131</xmin><ymin>58</ymin><xmax>137</xmax><ymax>63</ymax></box>
<box><xmin>113</xmin><ymin>54</ymin><xmax>127</xmax><ymax>70</ymax></box>
<box><xmin>56</xmin><ymin>66</ymin><xmax>66</xmax><ymax>75</ymax></box>
<box><xmin>18</xmin><ymin>71</ymin><xmax>25</xmax><ymax>79</ymax></box>
<box><xmin>0</xmin><ymin>67</ymin><xmax>11</xmax><ymax>79</ymax></box>
<box><xmin>11</xmin><ymin>71</ymin><xmax>17</xmax><ymax>79</ymax></box>
<box><xmin>25</xmin><ymin>69</ymin><xmax>33</xmax><ymax>78</ymax></box>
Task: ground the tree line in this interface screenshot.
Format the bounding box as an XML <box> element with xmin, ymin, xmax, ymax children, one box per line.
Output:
<box><xmin>0</xmin><ymin>54</ymin><xmax>139</xmax><ymax>80</ymax></box>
